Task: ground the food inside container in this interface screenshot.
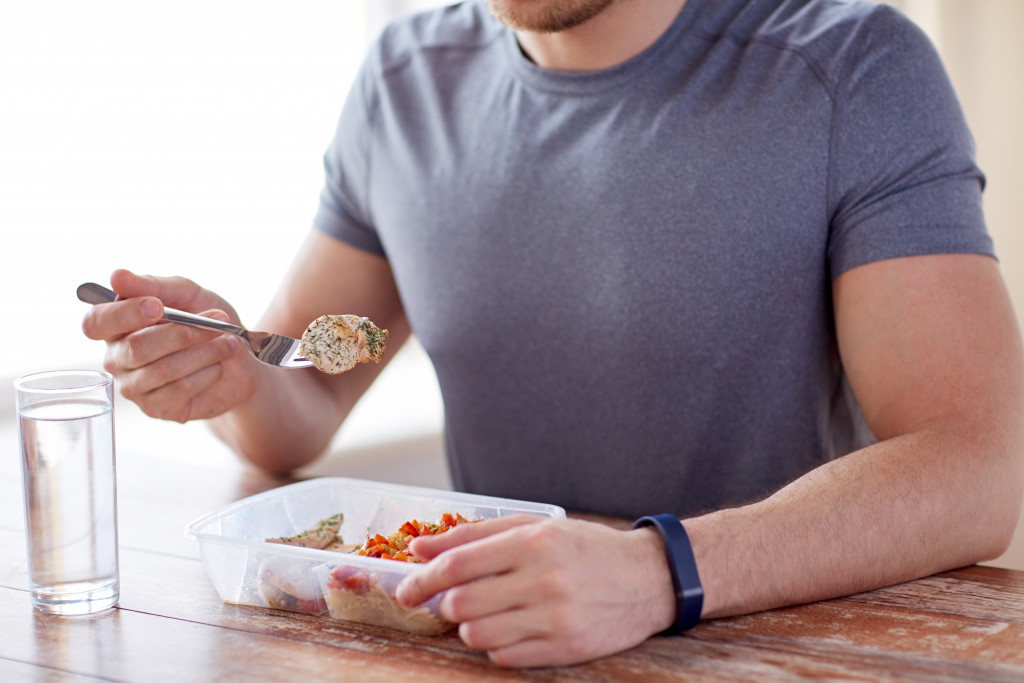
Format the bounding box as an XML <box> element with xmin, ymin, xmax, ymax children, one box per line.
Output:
<box><xmin>256</xmin><ymin>554</ymin><xmax>330</xmax><ymax>614</ymax></box>
<box><xmin>315</xmin><ymin>559</ymin><xmax>451</xmax><ymax>635</ymax></box>
<box><xmin>312</xmin><ymin>512</ymin><xmax>475</xmax><ymax>635</ymax></box>
<box><xmin>184</xmin><ymin>477</ymin><xmax>566</xmax><ymax>631</ymax></box>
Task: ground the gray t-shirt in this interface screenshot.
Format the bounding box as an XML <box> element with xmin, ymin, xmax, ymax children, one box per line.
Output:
<box><xmin>314</xmin><ymin>0</ymin><xmax>992</xmax><ymax>518</ymax></box>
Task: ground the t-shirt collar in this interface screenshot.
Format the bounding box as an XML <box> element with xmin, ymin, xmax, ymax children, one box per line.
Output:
<box><xmin>499</xmin><ymin>0</ymin><xmax>711</xmax><ymax>94</ymax></box>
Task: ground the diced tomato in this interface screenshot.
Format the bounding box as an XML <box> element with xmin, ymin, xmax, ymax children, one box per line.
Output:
<box><xmin>329</xmin><ymin>565</ymin><xmax>370</xmax><ymax>593</ymax></box>
<box><xmin>354</xmin><ymin>513</ymin><xmax>476</xmax><ymax>562</ymax></box>
<box><xmin>343</xmin><ymin>574</ymin><xmax>368</xmax><ymax>592</ymax></box>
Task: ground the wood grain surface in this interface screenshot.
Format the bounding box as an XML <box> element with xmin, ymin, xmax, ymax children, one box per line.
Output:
<box><xmin>2</xmin><ymin>426</ymin><xmax>1023</xmax><ymax>682</ymax></box>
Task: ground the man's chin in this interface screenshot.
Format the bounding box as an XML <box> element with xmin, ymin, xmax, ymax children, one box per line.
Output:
<box><xmin>485</xmin><ymin>0</ymin><xmax>619</xmax><ymax>34</ymax></box>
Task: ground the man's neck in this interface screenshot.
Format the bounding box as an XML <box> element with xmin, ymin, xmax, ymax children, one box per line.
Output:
<box><xmin>516</xmin><ymin>0</ymin><xmax>689</xmax><ymax>72</ymax></box>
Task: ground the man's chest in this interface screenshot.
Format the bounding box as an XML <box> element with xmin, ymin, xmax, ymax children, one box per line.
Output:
<box><xmin>366</xmin><ymin>60</ymin><xmax>835</xmax><ymax>358</ymax></box>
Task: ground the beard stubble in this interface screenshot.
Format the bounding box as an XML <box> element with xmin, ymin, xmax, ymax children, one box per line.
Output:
<box><xmin>485</xmin><ymin>0</ymin><xmax>623</xmax><ymax>33</ymax></box>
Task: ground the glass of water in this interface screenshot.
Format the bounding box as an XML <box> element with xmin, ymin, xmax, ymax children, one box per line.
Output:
<box><xmin>15</xmin><ymin>370</ymin><xmax>120</xmax><ymax>615</ymax></box>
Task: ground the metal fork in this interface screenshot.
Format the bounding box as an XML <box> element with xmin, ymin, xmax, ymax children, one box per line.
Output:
<box><xmin>76</xmin><ymin>282</ymin><xmax>312</xmax><ymax>369</ymax></box>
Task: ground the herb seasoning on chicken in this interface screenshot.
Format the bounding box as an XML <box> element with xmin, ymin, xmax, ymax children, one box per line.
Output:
<box><xmin>265</xmin><ymin>513</ymin><xmax>358</xmax><ymax>552</ymax></box>
<box><xmin>300</xmin><ymin>314</ymin><xmax>389</xmax><ymax>375</ymax></box>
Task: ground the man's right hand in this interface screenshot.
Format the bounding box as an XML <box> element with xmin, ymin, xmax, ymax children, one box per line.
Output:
<box><xmin>81</xmin><ymin>231</ymin><xmax>410</xmax><ymax>474</ymax></box>
<box><xmin>81</xmin><ymin>268</ymin><xmax>261</xmax><ymax>423</ymax></box>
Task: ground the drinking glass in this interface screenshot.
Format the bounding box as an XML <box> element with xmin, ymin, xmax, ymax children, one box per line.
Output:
<box><xmin>15</xmin><ymin>370</ymin><xmax>120</xmax><ymax>614</ymax></box>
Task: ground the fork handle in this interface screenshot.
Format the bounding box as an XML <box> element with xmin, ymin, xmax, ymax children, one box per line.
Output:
<box><xmin>76</xmin><ymin>282</ymin><xmax>246</xmax><ymax>336</ymax></box>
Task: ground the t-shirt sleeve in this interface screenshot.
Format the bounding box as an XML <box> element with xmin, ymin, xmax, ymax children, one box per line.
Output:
<box><xmin>313</xmin><ymin>48</ymin><xmax>387</xmax><ymax>257</ymax></box>
<box><xmin>825</xmin><ymin>7</ymin><xmax>993</xmax><ymax>279</ymax></box>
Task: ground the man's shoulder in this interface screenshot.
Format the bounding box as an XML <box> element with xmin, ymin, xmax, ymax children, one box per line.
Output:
<box><xmin>733</xmin><ymin>0</ymin><xmax>906</xmax><ymax>43</ymax></box>
<box><xmin>374</xmin><ymin>1</ymin><xmax>503</xmax><ymax>75</ymax></box>
<box><xmin>723</xmin><ymin>0</ymin><xmax>931</xmax><ymax>86</ymax></box>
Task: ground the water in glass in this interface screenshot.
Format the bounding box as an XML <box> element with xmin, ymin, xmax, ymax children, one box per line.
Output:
<box><xmin>19</xmin><ymin>397</ymin><xmax>119</xmax><ymax>614</ymax></box>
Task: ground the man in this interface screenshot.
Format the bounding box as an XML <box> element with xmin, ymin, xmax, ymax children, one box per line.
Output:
<box><xmin>83</xmin><ymin>0</ymin><xmax>1024</xmax><ymax>668</ymax></box>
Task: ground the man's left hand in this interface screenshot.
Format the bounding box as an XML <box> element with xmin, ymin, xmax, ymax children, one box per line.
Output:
<box><xmin>395</xmin><ymin>515</ymin><xmax>676</xmax><ymax>667</ymax></box>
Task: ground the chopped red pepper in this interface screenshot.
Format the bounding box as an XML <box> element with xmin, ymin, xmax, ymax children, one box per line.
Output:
<box><xmin>353</xmin><ymin>513</ymin><xmax>476</xmax><ymax>563</ymax></box>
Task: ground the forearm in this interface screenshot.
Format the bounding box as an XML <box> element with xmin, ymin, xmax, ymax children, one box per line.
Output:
<box><xmin>208</xmin><ymin>361</ymin><xmax>355</xmax><ymax>474</ymax></box>
<box><xmin>686</xmin><ymin>424</ymin><xmax>1023</xmax><ymax>619</ymax></box>
<box><xmin>204</xmin><ymin>232</ymin><xmax>411</xmax><ymax>473</ymax></box>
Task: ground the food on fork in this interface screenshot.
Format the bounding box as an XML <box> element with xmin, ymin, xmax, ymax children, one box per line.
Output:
<box><xmin>299</xmin><ymin>314</ymin><xmax>389</xmax><ymax>374</ymax></box>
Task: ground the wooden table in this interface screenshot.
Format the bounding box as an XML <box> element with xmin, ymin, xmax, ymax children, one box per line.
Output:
<box><xmin>2</xmin><ymin>426</ymin><xmax>1024</xmax><ymax>682</ymax></box>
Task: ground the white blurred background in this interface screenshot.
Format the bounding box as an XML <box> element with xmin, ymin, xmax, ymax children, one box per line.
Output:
<box><xmin>2</xmin><ymin>1</ymin><xmax>1023</xmax><ymax>566</ymax></box>
<box><xmin>0</xmin><ymin>0</ymin><xmax>448</xmax><ymax>460</ymax></box>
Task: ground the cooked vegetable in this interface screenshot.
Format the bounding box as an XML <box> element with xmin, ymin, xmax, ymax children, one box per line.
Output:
<box><xmin>356</xmin><ymin>513</ymin><xmax>472</xmax><ymax>563</ymax></box>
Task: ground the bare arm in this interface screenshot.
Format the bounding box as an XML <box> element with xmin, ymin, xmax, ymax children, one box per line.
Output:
<box><xmin>209</xmin><ymin>228</ymin><xmax>411</xmax><ymax>473</ymax></box>
<box><xmin>687</xmin><ymin>252</ymin><xmax>1024</xmax><ymax>617</ymax></box>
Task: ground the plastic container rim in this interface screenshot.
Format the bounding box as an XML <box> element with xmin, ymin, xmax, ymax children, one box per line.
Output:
<box><xmin>184</xmin><ymin>476</ymin><xmax>565</xmax><ymax>551</ymax></box>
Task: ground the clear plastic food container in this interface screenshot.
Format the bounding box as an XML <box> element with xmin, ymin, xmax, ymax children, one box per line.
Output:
<box><xmin>184</xmin><ymin>477</ymin><xmax>565</xmax><ymax>633</ymax></box>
